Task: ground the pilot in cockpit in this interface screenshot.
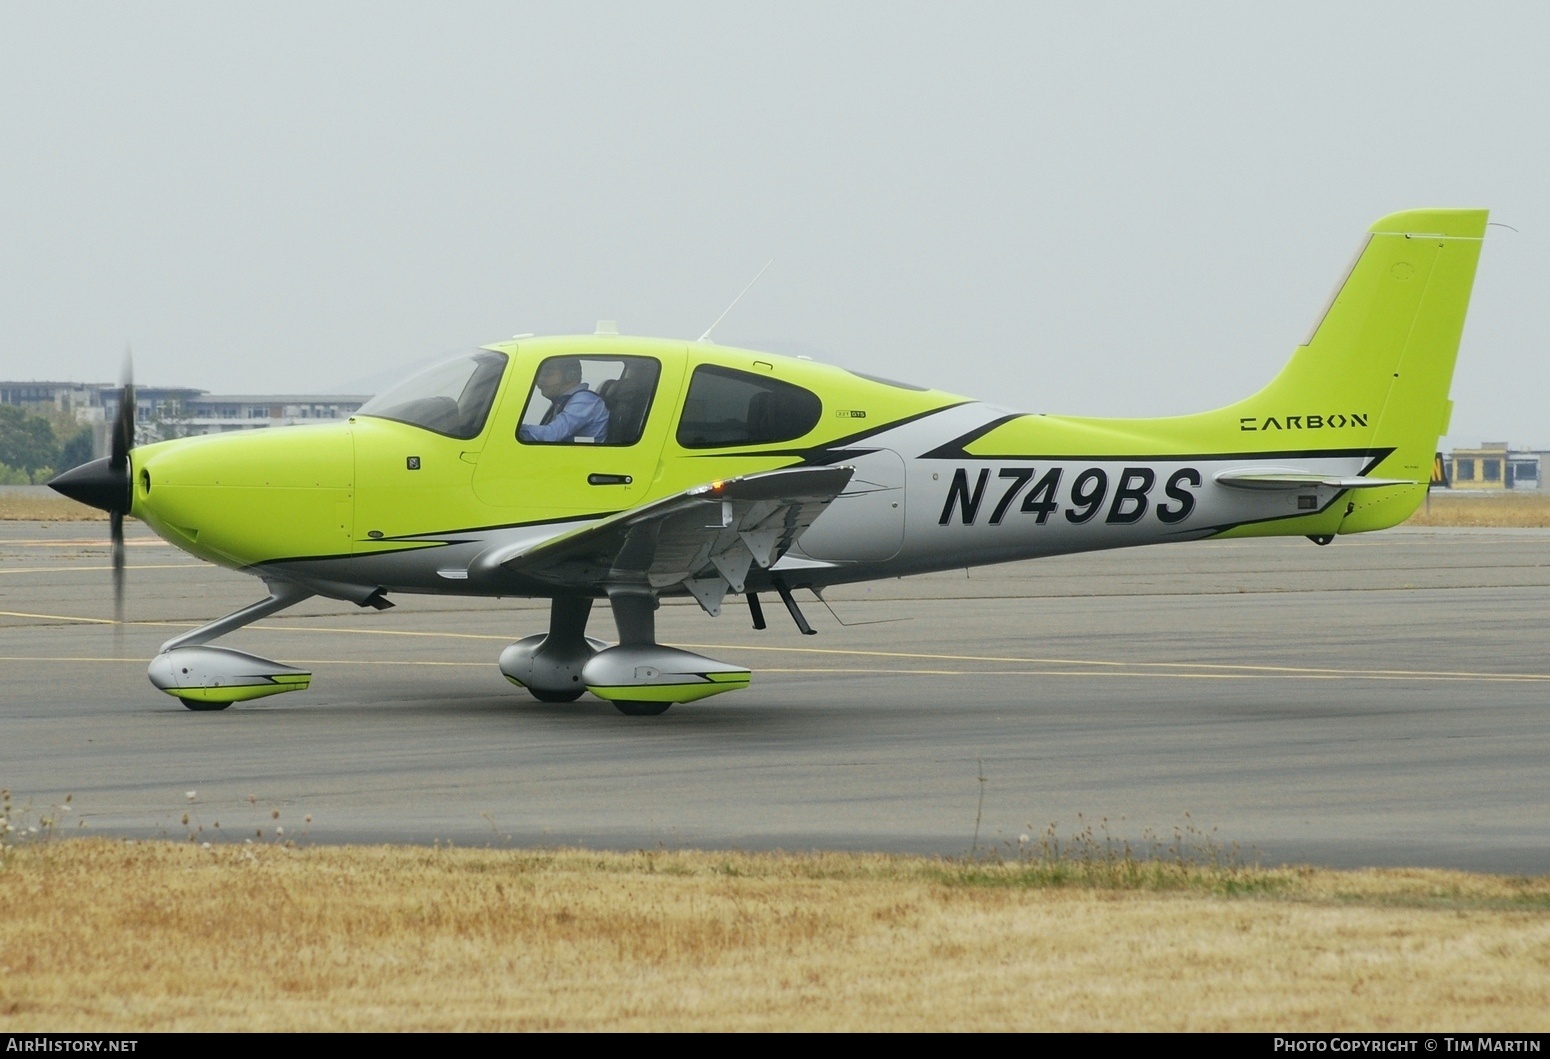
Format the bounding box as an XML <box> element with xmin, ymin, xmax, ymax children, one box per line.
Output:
<box><xmin>518</xmin><ymin>358</ymin><xmax>610</xmax><ymax>444</ymax></box>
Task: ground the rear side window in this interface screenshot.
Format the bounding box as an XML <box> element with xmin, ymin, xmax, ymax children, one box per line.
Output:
<box><xmin>676</xmin><ymin>365</ymin><xmax>822</xmax><ymax>448</ymax></box>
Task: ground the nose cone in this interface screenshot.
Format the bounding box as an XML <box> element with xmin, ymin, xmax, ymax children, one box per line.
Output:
<box><xmin>49</xmin><ymin>457</ymin><xmax>131</xmax><ymax>514</ymax></box>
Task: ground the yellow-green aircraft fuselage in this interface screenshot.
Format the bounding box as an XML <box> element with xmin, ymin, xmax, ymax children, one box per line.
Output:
<box><xmin>51</xmin><ymin>209</ymin><xmax>1489</xmax><ymax>715</ymax></box>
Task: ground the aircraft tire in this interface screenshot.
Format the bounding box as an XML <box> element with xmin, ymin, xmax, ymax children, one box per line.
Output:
<box><xmin>528</xmin><ymin>687</ymin><xmax>585</xmax><ymax>703</ymax></box>
<box><xmin>612</xmin><ymin>700</ymin><xmax>672</xmax><ymax>717</ymax></box>
<box><xmin>179</xmin><ymin>698</ymin><xmax>231</xmax><ymax>712</ymax></box>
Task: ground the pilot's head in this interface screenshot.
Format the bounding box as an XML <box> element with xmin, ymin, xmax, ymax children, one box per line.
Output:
<box><xmin>536</xmin><ymin>358</ymin><xmax>584</xmax><ymax>400</ymax></box>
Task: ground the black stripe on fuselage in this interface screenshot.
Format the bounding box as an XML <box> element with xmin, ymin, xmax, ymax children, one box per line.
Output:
<box><xmin>923</xmin><ymin>434</ymin><xmax>1395</xmax><ymax>472</ymax></box>
<box><xmin>682</xmin><ymin>402</ymin><xmax>973</xmax><ymax>464</ymax></box>
<box><xmin>916</xmin><ymin>415</ymin><xmax>1025</xmax><ymax>460</ymax></box>
<box><xmin>247</xmin><ymin>510</ymin><xmax>622</xmax><ymax>569</ymax></box>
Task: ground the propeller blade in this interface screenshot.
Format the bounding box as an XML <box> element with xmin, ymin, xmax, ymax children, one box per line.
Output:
<box><xmin>111</xmin><ymin>349</ymin><xmax>133</xmax><ymax>634</ymax></box>
<box><xmin>110</xmin><ymin>346</ymin><xmax>134</xmax><ymax>471</ymax></box>
<box><xmin>47</xmin><ymin>345</ymin><xmax>136</xmax><ymax>637</ymax></box>
<box><xmin>49</xmin><ymin>345</ymin><xmax>134</xmax><ymax>513</ymax></box>
<box><xmin>111</xmin><ymin>510</ymin><xmax>125</xmax><ymax>627</ymax></box>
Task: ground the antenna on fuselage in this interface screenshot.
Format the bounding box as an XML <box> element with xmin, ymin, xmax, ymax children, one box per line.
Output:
<box><xmin>697</xmin><ymin>259</ymin><xmax>773</xmax><ymax>343</ymax></box>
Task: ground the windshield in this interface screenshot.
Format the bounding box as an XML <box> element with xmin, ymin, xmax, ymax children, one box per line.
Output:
<box><xmin>356</xmin><ymin>350</ymin><xmax>508</xmax><ymax>439</ymax></box>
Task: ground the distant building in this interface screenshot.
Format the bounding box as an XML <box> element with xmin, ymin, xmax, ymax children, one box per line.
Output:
<box><xmin>1</xmin><ymin>381</ymin><xmax>370</xmax><ymax>455</ymax></box>
<box><xmin>0</xmin><ymin>381</ymin><xmax>103</xmax><ymax>415</ymax></box>
<box><xmin>1447</xmin><ymin>443</ymin><xmax>1544</xmax><ymax>490</ymax></box>
<box><xmin>102</xmin><ymin>390</ymin><xmax>369</xmax><ymax>438</ymax></box>
<box><xmin>98</xmin><ymin>386</ymin><xmax>206</xmax><ymax>435</ymax></box>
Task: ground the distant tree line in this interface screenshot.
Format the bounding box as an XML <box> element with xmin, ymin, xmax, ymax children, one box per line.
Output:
<box><xmin>0</xmin><ymin>405</ymin><xmax>95</xmax><ymax>485</ymax></box>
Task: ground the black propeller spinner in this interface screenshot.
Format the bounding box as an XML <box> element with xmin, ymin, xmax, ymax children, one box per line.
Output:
<box><xmin>48</xmin><ymin>351</ymin><xmax>135</xmax><ymax>621</ymax></box>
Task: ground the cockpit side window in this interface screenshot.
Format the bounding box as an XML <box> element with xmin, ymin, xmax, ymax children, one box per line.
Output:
<box><xmin>355</xmin><ymin>350</ymin><xmax>508</xmax><ymax>439</ymax></box>
<box><xmin>517</xmin><ymin>355</ymin><xmax>662</xmax><ymax>446</ymax></box>
<box><xmin>675</xmin><ymin>365</ymin><xmax>823</xmax><ymax>448</ymax></box>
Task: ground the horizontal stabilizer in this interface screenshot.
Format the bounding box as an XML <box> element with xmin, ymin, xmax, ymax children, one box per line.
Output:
<box><xmin>1214</xmin><ymin>470</ymin><xmax>1415</xmax><ymax>491</ymax></box>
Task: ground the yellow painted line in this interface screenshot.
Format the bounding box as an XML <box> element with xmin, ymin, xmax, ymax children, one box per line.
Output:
<box><xmin>0</xmin><ymin>654</ymin><xmax>483</xmax><ymax>669</ymax></box>
<box><xmin>2</xmin><ymin>539</ymin><xmax>169</xmax><ymax>547</ymax></box>
<box><xmin>0</xmin><ymin>609</ymin><xmax>120</xmax><ymax>625</ymax></box>
<box><xmin>0</xmin><ymin>656</ymin><xmax>148</xmax><ymax>663</ymax></box>
<box><xmin>249</xmin><ymin>623</ymin><xmax>512</xmax><ymax>641</ymax></box>
<box><xmin>212</xmin><ymin>622</ymin><xmax>1550</xmax><ymax>684</ymax></box>
<box><xmin>679</xmin><ymin>641</ymin><xmax>1550</xmax><ymax>682</ymax></box>
<box><xmin>758</xmin><ymin>667</ymin><xmax>1549</xmax><ymax>683</ymax></box>
<box><xmin>9</xmin><ymin>609</ymin><xmax>1550</xmax><ymax>685</ymax></box>
<box><xmin>0</xmin><ymin>564</ymin><xmax>205</xmax><ymax>575</ymax></box>
<box><xmin>297</xmin><ymin>659</ymin><xmax>486</xmax><ymax>667</ymax></box>
<box><xmin>0</xmin><ymin>613</ymin><xmax>457</xmax><ymax>632</ymax></box>
<box><xmin>0</xmin><ymin>614</ymin><xmax>518</xmax><ymax>639</ymax></box>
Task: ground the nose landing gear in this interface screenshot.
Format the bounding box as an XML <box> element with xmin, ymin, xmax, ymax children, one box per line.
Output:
<box><xmin>146</xmin><ymin>582</ymin><xmax>316</xmax><ymax>711</ymax></box>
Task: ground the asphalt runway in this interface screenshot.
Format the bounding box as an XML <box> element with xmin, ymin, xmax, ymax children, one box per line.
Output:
<box><xmin>3</xmin><ymin>518</ymin><xmax>1548</xmax><ymax>871</ymax></box>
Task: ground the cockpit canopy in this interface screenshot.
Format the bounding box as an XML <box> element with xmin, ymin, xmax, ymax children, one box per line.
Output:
<box><xmin>355</xmin><ymin>349</ymin><xmax>508</xmax><ymax>439</ymax></box>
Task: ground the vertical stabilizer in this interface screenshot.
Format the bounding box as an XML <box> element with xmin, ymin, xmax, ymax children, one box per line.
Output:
<box><xmin>1229</xmin><ymin>208</ymin><xmax>1487</xmax><ymax>532</ymax></box>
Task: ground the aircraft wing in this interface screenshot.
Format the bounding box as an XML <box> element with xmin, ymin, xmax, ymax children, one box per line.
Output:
<box><xmin>471</xmin><ymin>466</ymin><xmax>854</xmax><ymax>614</ymax></box>
<box><xmin>1213</xmin><ymin>470</ymin><xmax>1415</xmax><ymax>491</ymax></box>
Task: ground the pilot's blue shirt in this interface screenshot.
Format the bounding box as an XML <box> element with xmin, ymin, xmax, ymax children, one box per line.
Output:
<box><xmin>519</xmin><ymin>385</ymin><xmax>610</xmax><ymax>443</ymax></box>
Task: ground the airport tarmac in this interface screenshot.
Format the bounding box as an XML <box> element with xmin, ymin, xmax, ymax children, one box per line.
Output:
<box><xmin>2</xmin><ymin>519</ymin><xmax>1548</xmax><ymax>871</ymax></box>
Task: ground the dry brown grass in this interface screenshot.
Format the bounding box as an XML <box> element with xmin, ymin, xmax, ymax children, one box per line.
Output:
<box><xmin>1</xmin><ymin>839</ymin><xmax>1546</xmax><ymax>1031</ymax></box>
<box><xmin>0</xmin><ymin>494</ymin><xmax>106</xmax><ymax>521</ymax></box>
<box><xmin>1406</xmin><ymin>490</ymin><xmax>1550</xmax><ymax>527</ymax></box>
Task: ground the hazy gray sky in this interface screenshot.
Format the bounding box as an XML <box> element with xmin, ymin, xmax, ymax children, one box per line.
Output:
<box><xmin>2</xmin><ymin>2</ymin><xmax>1545</xmax><ymax>447</ymax></box>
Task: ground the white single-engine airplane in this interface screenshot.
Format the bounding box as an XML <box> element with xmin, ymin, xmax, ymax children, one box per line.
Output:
<box><xmin>51</xmin><ymin>209</ymin><xmax>1486</xmax><ymax>715</ymax></box>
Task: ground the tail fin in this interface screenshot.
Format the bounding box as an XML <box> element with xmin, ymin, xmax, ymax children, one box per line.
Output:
<box><xmin>1231</xmin><ymin>208</ymin><xmax>1487</xmax><ymax>532</ymax></box>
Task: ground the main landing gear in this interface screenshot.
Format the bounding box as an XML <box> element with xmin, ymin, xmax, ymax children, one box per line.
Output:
<box><xmin>148</xmin><ymin>583</ymin><xmax>757</xmax><ymax>717</ymax></box>
<box><xmin>500</xmin><ymin>591</ymin><xmax>750</xmax><ymax>716</ymax></box>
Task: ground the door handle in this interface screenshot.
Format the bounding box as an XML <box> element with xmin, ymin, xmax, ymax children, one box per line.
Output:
<box><xmin>587</xmin><ymin>474</ymin><xmax>633</xmax><ymax>486</ymax></box>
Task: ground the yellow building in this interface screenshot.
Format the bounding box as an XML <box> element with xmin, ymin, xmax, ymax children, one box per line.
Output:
<box><xmin>1447</xmin><ymin>443</ymin><xmax>1542</xmax><ymax>490</ymax></box>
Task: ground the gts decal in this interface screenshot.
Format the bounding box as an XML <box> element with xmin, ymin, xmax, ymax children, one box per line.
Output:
<box><xmin>938</xmin><ymin>467</ymin><xmax>1201</xmax><ymax>527</ymax></box>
